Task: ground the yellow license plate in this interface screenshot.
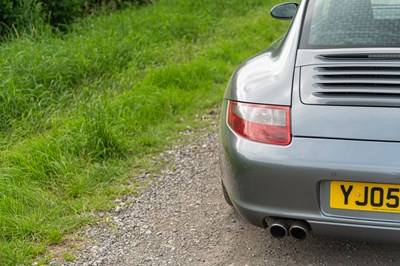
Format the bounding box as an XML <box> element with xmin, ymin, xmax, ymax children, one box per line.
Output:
<box><xmin>330</xmin><ymin>181</ymin><xmax>400</xmax><ymax>213</ymax></box>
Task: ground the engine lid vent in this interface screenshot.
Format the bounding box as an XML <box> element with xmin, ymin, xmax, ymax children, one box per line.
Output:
<box><xmin>318</xmin><ymin>54</ymin><xmax>400</xmax><ymax>61</ymax></box>
<box><xmin>301</xmin><ymin>65</ymin><xmax>400</xmax><ymax>106</ymax></box>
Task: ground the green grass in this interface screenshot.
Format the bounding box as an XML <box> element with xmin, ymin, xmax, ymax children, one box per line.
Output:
<box><xmin>0</xmin><ymin>0</ymin><xmax>289</xmax><ymax>265</ymax></box>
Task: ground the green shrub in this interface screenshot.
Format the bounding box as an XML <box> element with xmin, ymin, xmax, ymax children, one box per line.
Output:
<box><xmin>0</xmin><ymin>0</ymin><xmax>43</xmax><ymax>36</ymax></box>
<box><xmin>0</xmin><ymin>0</ymin><xmax>151</xmax><ymax>36</ymax></box>
<box><xmin>40</xmin><ymin>0</ymin><xmax>85</xmax><ymax>27</ymax></box>
<box><xmin>40</xmin><ymin>0</ymin><xmax>151</xmax><ymax>29</ymax></box>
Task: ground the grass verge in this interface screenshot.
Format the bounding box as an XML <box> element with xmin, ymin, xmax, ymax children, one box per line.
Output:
<box><xmin>0</xmin><ymin>0</ymin><xmax>289</xmax><ymax>264</ymax></box>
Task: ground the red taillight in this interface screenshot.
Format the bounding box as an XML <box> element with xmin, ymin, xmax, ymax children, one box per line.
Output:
<box><xmin>227</xmin><ymin>101</ymin><xmax>291</xmax><ymax>145</ymax></box>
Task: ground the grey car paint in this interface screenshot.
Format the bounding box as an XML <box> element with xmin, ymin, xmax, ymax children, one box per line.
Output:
<box><xmin>219</xmin><ymin>0</ymin><xmax>400</xmax><ymax>242</ymax></box>
<box><xmin>224</xmin><ymin>0</ymin><xmax>307</xmax><ymax>106</ymax></box>
<box><xmin>294</xmin><ymin>49</ymin><xmax>400</xmax><ymax>142</ymax></box>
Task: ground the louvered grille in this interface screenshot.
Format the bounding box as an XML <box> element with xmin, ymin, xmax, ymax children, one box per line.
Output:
<box><xmin>301</xmin><ymin>65</ymin><xmax>400</xmax><ymax>106</ymax></box>
<box><xmin>318</xmin><ymin>54</ymin><xmax>400</xmax><ymax>61</ymax></box>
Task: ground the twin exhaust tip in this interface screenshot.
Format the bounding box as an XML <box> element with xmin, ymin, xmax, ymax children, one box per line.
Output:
<box><xmin>268</xmin><ymin>218</ymin><xmax>310</xmax><ymax>240</ymax></box>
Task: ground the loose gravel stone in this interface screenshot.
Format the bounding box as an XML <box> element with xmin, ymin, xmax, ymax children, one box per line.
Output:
<box><xmin>62</xmin><ymin>122</ymin><xmax>400</xmax><ymax>266</ymax></box>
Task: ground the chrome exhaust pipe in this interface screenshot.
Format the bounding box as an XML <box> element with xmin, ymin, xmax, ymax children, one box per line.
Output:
<box><xmin>289</xmin><ymin>220</ymin><xmax>310</xmax><ymax>240</ymax></box>
<box><xmin>269</xmin><ymin>218</ymin><xmax>289</xmax><ymax>239</ymax></box>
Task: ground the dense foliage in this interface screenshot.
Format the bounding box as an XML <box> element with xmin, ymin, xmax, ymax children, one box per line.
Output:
<box><xmin>0</xmin><ymin>0</ymin><xmax>150</xmax><ymax>35</ymax></box>
<box><xmin>0</xmin><ymin>0</ymin><xmax>41</xmax><ymax>34</ymax></box>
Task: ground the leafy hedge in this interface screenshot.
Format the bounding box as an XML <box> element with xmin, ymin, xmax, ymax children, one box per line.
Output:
<box><xmin>0</xmin><ymin>0</ymin><xmax>42</xmax><ymax>33</ymax></box>
<box><xmin>0</xmin><ymin>0</ymin><xmax>151</xmax><ymax>35</ymax></box>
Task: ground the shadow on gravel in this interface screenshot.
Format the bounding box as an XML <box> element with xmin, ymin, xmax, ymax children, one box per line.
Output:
<box><xmin>226</xmin><ymin>208</ymin><xmax>400</xmax><ymax>265</ymax></box>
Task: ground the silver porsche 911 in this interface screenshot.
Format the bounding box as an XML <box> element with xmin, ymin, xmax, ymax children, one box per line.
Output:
<box><xmin>219</xmin><ymin>0</ymin><xmax>400</xmax><ymax>242</ymax></box>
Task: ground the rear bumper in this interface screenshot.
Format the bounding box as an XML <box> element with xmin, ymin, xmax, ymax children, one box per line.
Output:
<box><xmin>219</xmin><ymin>102</ymin><xmax>400</xmax><ymax>242</ymax></box>
<box><xmin>309</xmin><ymin>220</ymin><xmax>400</xmax><ymax>242</ymax></box>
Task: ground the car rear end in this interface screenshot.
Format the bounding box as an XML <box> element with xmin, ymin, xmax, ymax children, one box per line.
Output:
<box><xmin>219</xmin><ymin>0</ymin><xmax>400</xmax><ymax>242</ymax></box>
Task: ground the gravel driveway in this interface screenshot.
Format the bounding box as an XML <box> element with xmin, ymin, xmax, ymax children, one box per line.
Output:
<box><xmin>63</xmin><ymin>121</ymin><xmax>400</xmax><ymax>266</ymax></box>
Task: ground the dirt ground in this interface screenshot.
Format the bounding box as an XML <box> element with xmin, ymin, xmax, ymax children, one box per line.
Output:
<box><xmin>64</xmin><ymin>128</ymin><xmax>400</xmax><ymax>266</ymax></box>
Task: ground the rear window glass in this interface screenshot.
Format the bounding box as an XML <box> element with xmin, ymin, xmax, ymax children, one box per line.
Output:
<box><xmin>301</xmin><ymin>0</ymin><xmax>400</xmax><ymax>48</ymax></box>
